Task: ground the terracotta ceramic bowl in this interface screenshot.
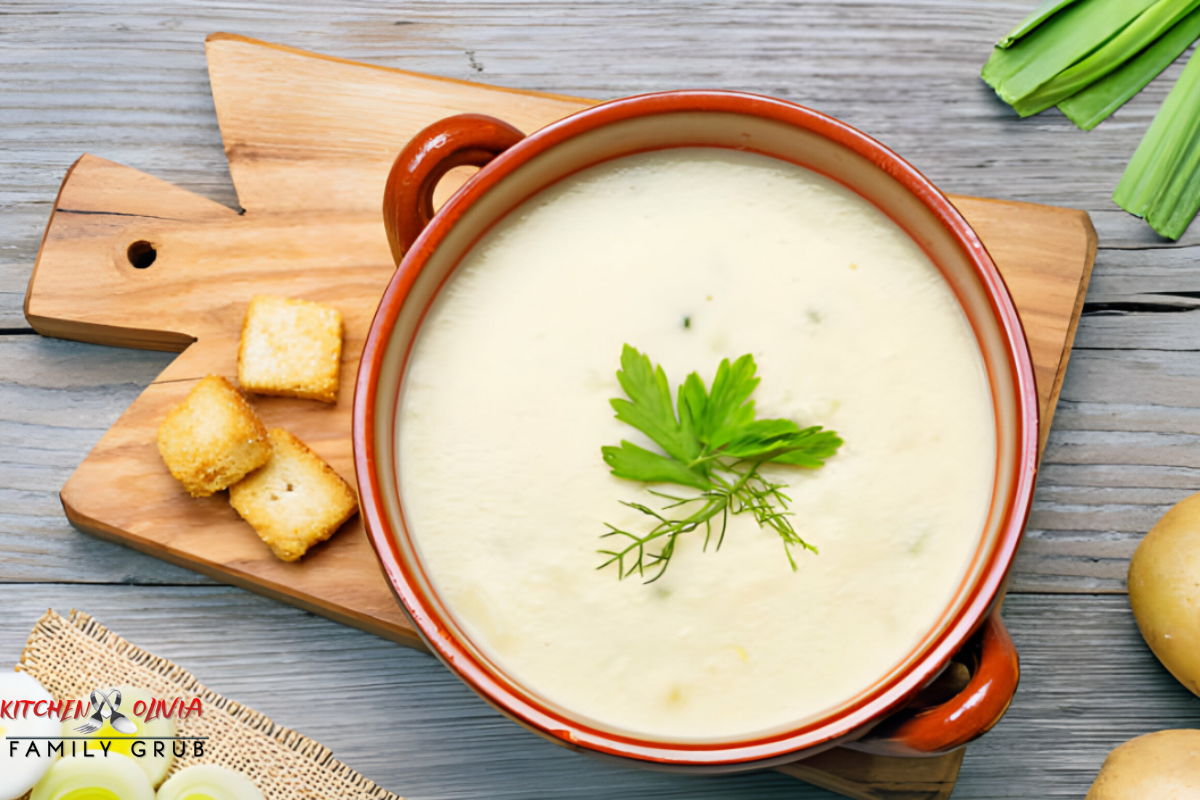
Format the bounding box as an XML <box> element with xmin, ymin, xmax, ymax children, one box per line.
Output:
<box><xmin>354</xmin><ymin>91</ymin><xmax>1038</xmax><ymax>771</ymax></box>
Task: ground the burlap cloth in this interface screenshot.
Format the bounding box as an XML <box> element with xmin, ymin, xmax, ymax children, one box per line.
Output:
<box><xmin>15</xmin><ymin>609</ymin><xmax>404</xmax><ymax>800</ymax></box>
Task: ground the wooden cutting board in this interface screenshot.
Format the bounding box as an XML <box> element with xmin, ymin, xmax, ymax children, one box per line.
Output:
<box><xmin>24</xmin><ymin>34</ymin><xmax>1097</xmax><ymax>800</ymax></box>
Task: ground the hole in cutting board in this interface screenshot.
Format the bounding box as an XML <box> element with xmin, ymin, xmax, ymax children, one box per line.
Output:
<box><xmin>127</xmin><ymin>240</ymin><xmax>157</xmax><ymax>269</ymax></box>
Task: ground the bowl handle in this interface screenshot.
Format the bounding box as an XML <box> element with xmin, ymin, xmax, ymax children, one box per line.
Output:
<box><xmin>846</xmin><ymin>610</ymin><xmax>1020</xmax><ymax>757</ymax></box>
<box><xmin>383</xmin><ymin>113</ymin><xmax>526</xmax><ymax>264</ymax></box>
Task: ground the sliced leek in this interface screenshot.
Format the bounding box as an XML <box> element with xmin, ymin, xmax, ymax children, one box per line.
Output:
<box><xmin>1059</xmin><ymin>5</ymin><xmax>1200</xmax><ymax>128</ymax></box>
<box><xmin>1114</xmin><ymin>44</ymin><xmax>1200</xmax><ymax>238</ymax></box>
<box><xmin>30</xmin><ymin>755</ymin><xmax>155</xmax><ymax>800</ymax></box>
<box><xmin>982</xmin><ymin>0</ymin><xmax>1159</xmax><ymax>105</ymax></box>
<box><xmin>997</xmin><ymin>0</ymin><xmax>1087</xmax><ymax>48</ymax></box>
<box><xmin>986</xmin><ymin>0</ymin><xmax>1200</xmax><ymax>235</ymax></box>
<box><xmin>1011</xmin><ymin>0</ymin><xmax>1200</xmax><ymax>116</ymax></box>
<box><xmin>62</xmin><ymin>687</ymin><xmax>175</xmax><ymax>787</ymax></box>
<box><xmin>155</xmin><ymin>765</ymin><xmax>265</xmax><ymax>800</ymax></box>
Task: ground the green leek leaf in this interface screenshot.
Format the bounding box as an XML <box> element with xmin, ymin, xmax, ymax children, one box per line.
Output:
<box><xmin>1011</xmin><ymin>0</ymin><xmax>1200</xmax><ymax>117</ymax></box>
<box><xmin>1150</xmin><ymin>129</ymin><xmax>1200</xmax><ymax>237</ymax></box>
<box><xmin>1059</xmin><ymin>5</ymin><xmax>1200</xmax><ymax>129</ymax></box>
<box><xmin>997</xmin><ymin>0</ymin><xmax>1087</xmax><ymax>49</ymax></box>
<box><xmin>982</xmin><ymin>0</ymin><xmax>1158</xmax><ymax>105</ymax></box>
<box><xmin>1114</xmin><ymin>45</ymin><xmax>1200</xmax><ymax>238</ymax></box>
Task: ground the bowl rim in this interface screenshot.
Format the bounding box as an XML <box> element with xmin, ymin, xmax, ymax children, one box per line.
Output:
<box><xmin>353</xmin><ymin>89</ymin><xmax>1039</xmax><ymax>766</ymax></box>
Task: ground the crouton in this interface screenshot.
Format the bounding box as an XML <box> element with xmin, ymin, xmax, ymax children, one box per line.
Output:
<box><xmin>229</xmin><ymin>428</ymin><xmax>358</xmax><ymax>561</ymax></box>
<box><xmin>156</xmin><ymin>375</ymin><xmax>272</xmax><ymax>497</ymax></box>
<box><xmin>237</xmin><ymin>295</ymin><xmax>343</xmax><ymax>403</ymax></box>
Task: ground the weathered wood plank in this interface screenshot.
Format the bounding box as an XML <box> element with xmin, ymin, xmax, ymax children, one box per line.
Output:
<box><xmin>1075</xmin><ymin>312</ymin><xmax>1200</xmax><ymax>351</ymax></box>
<box><xmin>965</xmin><ymin>594</ymin><xmax>1200</xmax><ymax>797</ymax></box>
<box><xmin>2</xmin><ymin>4</ymin><xmax>1198</xmax><ymax>800</ymax></box>
<box><xmin>0</xmin><ymin>336</ymin><xmax>214</xmax><ymax>584</ymax></box>
<box><xmin>1091</xmin><ymin>210</ymin><xmax>1200</xmax><ymax>249</ymax></box>
<box><xmin>5</xmin><ymin>2</ymin><xmax>1200</xmax><ymax>596</ymax></box>
<box><xmin>1010</xmin><ymin>348</ymin><xmax>1200</xmax><ymax>591</ymax></box>
<box><xmin>0</xmin><ymin>0</ymin><xmax>1191</xmax><ymax>329</ymax></box>
<box><xmin>0</xmin><ymin>588</ymin><xmax>1188</xmax><ymax>799</ymax></box>
<box><xmin>1083</xmin><ymin>246</ymin><xmax>1200</xmax><ymax>303</ymax></box>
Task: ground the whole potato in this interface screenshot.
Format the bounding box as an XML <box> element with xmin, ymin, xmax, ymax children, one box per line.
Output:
<box><xmin>1129</xmin><ymin>492</ymin><xmax>1200</xmax><ymax>696</ymax></box>
<box><xmin>1087</xmin><ymin>730</ymin><xmax>1200</xmax><ymax>799</ymax></box>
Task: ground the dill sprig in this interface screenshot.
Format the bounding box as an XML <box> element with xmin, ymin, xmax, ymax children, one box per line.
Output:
<box><xmin>598</xmin><ymin>345</ymin><xmax>842</xmax><ymax>583</ymax></box>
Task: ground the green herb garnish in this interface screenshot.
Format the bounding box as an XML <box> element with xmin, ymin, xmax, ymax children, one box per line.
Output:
<box><xmin>598</xmin><ymin>345</ymin><xmax>843</xmax><ymax>583</ymax></box>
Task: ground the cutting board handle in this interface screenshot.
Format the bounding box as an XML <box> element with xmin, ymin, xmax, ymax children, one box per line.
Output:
<box><xmin>24</xmin><ymin>155</ymin><xmax>241</xmax><ymax>350</ymax></box>
<box><xmin>382</xmin><ymin>114</ymin><xmax>525</xmax><ymax>264</ymax></box>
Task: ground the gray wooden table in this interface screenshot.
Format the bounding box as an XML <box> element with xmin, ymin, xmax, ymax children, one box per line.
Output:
<box><xmin>3</xmin><ymin>2</ymin><xmax>1198</xmax><ymax>797</ymax></box>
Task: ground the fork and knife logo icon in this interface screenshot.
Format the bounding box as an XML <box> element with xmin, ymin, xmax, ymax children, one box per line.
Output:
<box><xmin>74</xmin><ymin>688</ymin><xmax>138</xmax><ymax>735</ymax></box>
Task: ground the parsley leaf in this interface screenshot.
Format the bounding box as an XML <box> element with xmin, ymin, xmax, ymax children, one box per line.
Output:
<box><xmin>768</xmin><ymin>427</ymin><xmax>844</xmax><ymax>468</ymax></box>
<box><xmin>697</xmin><ymin>353</ymin><xmax>759</xmax><ymax>450</ymax></box>
<box><xmin>610</xmin><ymin>344</ymin><xmax>702</xmax><ymax>465</ymax></box>
<box><xmin>599</xmin><ymin>345</ymin><xmax>844</xmax><ymax>582</ymax></box>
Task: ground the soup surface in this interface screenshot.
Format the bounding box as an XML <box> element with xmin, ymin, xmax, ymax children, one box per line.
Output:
<box><xmin>396</xmin><ymin>148</ymin><xmax>996</xmax><ymax>741</ymax></box>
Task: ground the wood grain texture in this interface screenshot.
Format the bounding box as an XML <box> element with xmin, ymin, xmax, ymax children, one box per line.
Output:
<box><xmin>1</xmin><ymin>4</ymin><xmax>1199</xmax><ymax>800</ymax></box>
<box><xmin>207</xmin><ymin>32</ymin><xmax>587</xmax><ymax>216</ymax></box>
<box><xmin>31</xmin><ymin>158</ymin><xmax>417</xmax><ymax>645</ymax></box>
<box><xmin>207</xmin><ymin>33</ymin><xmax>1101</xmax><ymax>455</ymax></box>
<box><xmin>202</xmin><ymin>35</ymin><xmax>1098</xmax><ymax>448</ymax></box>
<box><xmin>3</xmin><ymin>2</ymin><xmax>1197</xmax><ymax>596</ymax></box>
<box><xmin>1016</xmin><ymin>349</ymin><xmax>1200</xmax><ymax>592</ymax></box>
<box><xmin>19</xmin><ymin>37</ymin><xmax>1100</xmax><ymax>799</ymax></box>
<box><xmin>775</xmin><ymin>748</ymin><xmax>963</xmax><ymax>800</ymax></box>
<box><xmin>25</xmin><ymin>39</ymin><xmax>1094</xmax><ymax>657</ymax></box>
<box><xmin>0</xmin><ymin>0</ymin><xmax>1182</xmax><ymax>326</ymax></box>
<box><xmin>0</xmin><ymin>335</ymin><xmax>211</xmax><ymax>585</ymax></box>
<box><xmin>951</xmin><ymin>196</ymin><xmax>1095</xmax><ymax>455</ymax></box>
<box><xmin>0</xmin><ymin>589</ymin><xmax>1195</xmax><ymax>800</ymax></box>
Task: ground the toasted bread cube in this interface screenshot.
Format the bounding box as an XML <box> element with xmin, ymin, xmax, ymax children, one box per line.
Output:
<box><xmin>156</xmin><ymin>375</ymin><xmax>272</xmax><ymax>497</ymax></box>
<box><xmin>229</xmin><ymin>428</ymin><xmax>358</xmax><ymax>561</ymax></box>
<box><xmin>238</xmin><ymin>295</ymin><xmax>343</xmax><ymax>403</ymax></box>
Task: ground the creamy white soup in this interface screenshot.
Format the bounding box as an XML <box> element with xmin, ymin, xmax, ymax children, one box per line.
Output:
<box><xmin>396</xmin><ymin>148</ymin><xmax>996</xmax><ymax>741</ymax></box>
